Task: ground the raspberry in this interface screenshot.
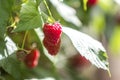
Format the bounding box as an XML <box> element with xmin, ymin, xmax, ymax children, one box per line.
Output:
<box><xmin>87</xmin><ymin>0</ymin><xmax>97</xmax><ymax>7</ymax></box>
<box><xmin>70</xmin><ymin>54</ymin><xmax>90</xmax><ymax>68</ymax></box>
<box><xmin>43</xmin><ymin>22</ymin><xmax>62</xmax><ymax>56</ymax></box>
<box><xmin>43</xmin><ymin>38</ymin><xmax>61</xmax><ymax>55</ymax></box>
<box><xmin>24</xmin><ymin>49</ymin><xmax>40</xmax><ymax>68</ymax></box>
<box><xmin>43</xmin><ymin>22</ymin><xmax>62</xmax><ymax>45</ymax></box>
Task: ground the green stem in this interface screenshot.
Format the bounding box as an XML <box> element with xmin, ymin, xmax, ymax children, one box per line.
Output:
<box><xmin>43</xmin><ymin>0</ymin><xmax>56</xmax><ymax>23</ymax></box>
<box><xmin>83</xmin><ymin>0</ymin><xmax>88</xmax><ymax>11</ymax></box>
<box><xmin>21</xmin><ymin>31</ymin><xmax>28</xmax><ymax>49</ymax></box>
<box><xmin>43</xmin><ymin>0</ymin><xmax>53</xmax><ymax>19</ymax></box>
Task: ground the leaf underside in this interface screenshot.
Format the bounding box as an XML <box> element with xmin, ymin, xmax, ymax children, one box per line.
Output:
<box><xmin>62</xmin><ymin>27</ymin><xmax>109</xmax><ymax>71</ymax></box>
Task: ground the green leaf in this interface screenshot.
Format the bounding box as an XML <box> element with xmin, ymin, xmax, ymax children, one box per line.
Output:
<box><xmin>62</xmin><ymin>27</ymin><xmax>109</xmax><ymax>71</ymax></box>
<box><xmin>0</xmin><ymin>0</ymin><xmax>14</xmax><ymax>25</ymax></box>
<box><xmin>41</xmin><ymin>12</ymin><xmax>49</xmax><ymax>22</ymax></box>
<box><xmin>14</xmin><ymin>0</ymin><xmax>42</xmax><ymax>32</ymax></box>
<box><xmin>50</xmin><ymin>0</ymin><xmax>82</xmax><ymax>27</ymax></box>
<box><xmin>1</xmin><ymin>29</ymin><xmax>60</xmax><ymax>79</ymax></box>
<box><xmin>36</xmin><ymin>0</ymin><xmax>42</xmax><ymax>6</ymax></box>
<box><xmin>0</xmin><ymin>37</ymin><xmax>6</xmax><ymax>56</ymax></box>
<box><xmin>0</xmin><ymin>0</ymin><xmax>15</xmax><ymax>56</ymax></box>
<box><xmin>0</xmin><ymin>47</ymin><xmax>59</xmax><ymax>80</ymax></box>
<box><xmin>0</xmin><ymin>54</ymin><xmax>24</xmax><ymax>80</ymax></box>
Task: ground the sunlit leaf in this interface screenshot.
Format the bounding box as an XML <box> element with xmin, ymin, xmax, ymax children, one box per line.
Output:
<box><xmin>114</xmin><ymin>0</ymin><xmax>120</xmax><ymax>5</ymax></box>
<box><xmin>49</xmin><ymin>0</ymin><xmax>82</xmax><ymax>27</ymax></box>
<box><xmin>5</xmin><ymin>37</ymin><xmax>17</xmax><ymax>54</ymax></box>
<box><xmin>62</xmin><ymin>27</ymin><xmax>109</xmax><ymax>71</ymax></box>
<box><xmin>0</xmin><ymin>36</ymin><xmax>17</xmax><ymax>61</ymax></box>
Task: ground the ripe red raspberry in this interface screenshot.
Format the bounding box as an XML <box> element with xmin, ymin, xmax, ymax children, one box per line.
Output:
<box><xmin>43</xmin><ymin>22</ymin><xmax>62</xmax><ymax>56</ymax></box>
<box><xmin>24</xmin><ymin>49</ymin><xmax>40</xmax><ymax>68</ymax></box>
<box><xmin>87</xmin><ymin>0</ymin><xmax>98</xmax><ymax>7</ymax></box>
<box><xmin>43</xmin><ymin>38</ymin><xmax>61</xmax><ymax>55</ymax></box>
<box><xmin>43</xmin><ymin>22</ymin><xmax>62</xmax><ymax>45</ymax></box>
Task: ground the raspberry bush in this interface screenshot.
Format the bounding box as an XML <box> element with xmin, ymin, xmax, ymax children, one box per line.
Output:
<box><xmin>0</xmin><ymin>0</ymin><xmax>116</xmax><ymax>80</ymax></box>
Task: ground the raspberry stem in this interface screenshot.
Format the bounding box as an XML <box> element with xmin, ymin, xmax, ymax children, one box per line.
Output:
<box><xmin>83</xmin><ymin>0</ymin><xmax>88</xmax><ymax>11</ymax></box>
<box><xmin>43</xmin><ymin>0</ymin><xmax>55</xmax><ymax>23</ymax></box>
<box><xmin>21</xmin><ymin>31</ymin><xmax>28</xmax><ymax>49</ymax></box>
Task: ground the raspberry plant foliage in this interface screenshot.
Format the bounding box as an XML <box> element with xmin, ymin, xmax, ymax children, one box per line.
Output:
<box><xmin>0</xmin><ymin>0</ymin><xmax>110</xmax><ymax>79</ymax></box>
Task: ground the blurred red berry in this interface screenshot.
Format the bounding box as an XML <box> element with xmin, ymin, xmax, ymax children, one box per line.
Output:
<box><xmin>70</xmin><ymin>54</ymin><xmax>90</xmax><ymax>68</ymax></box>
<box><xmin>87</xmin><ymin>0</ymin><xmax>98</xmax><ymax>7</ymax></box>
<box><xmin>24</xmin><ymin>49</ymin><xmax>40</xmax><ymax>68</ymax></box>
